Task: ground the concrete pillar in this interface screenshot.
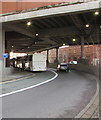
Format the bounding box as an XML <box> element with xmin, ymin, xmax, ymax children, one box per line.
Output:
<box><xmin>55</xmin><ymin>47</ymin><xmax>59</xmax><ymax>65</ymax></box>
<box><xmin>0</xmin><ymin>24</ymin><xmax>5</xmax><ymax>81</ymax></box>
<box><xmin>0</xmin><ymin>23</ymin><xmax>5</xmax><ymax>119</ymax></box>
<box><xmin>5</xmin><ymin>37</ymin><xmax>11</xmax><ymax>67</ymax></box>
<box><xmin>0</xmin><ymin>24</ymin><xmax>3</xmax><ymax>81</ymax></box>
<box><xmin>0</xmin><ymin>4</ymin><xmax>2</xmax><ymax>119</ymax></box>
<box><xmin>5</xmin><ymin>49</ymin><xmax>10</xmax><ymax>67</ymax></box>
<box><xmin>22</xmin><ymin>59</ymin><xmax>25</xmax><ymax>70</ymax></box>
<box><xmin>81</xmin><ymin>36</ymin><xmax>85</xmax><ymax>59</ymax></box>
<box><xmin>46</xmin><ymin>50</ymin><xmax>49</xmax><ymax>67</ymax></box>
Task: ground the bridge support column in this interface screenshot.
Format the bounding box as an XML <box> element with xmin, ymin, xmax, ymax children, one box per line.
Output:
<box><xmin>0</xmin><ymin>24</ymin><xmax>5</xmax><ymax>119</ymax></box>
<box><xmin>81</xmin><ymin>36</ymin><xmax>85</xmax><ymax>59</ymax></box>
<box><xmin>55</xmin><ymin>47</ymin><xmax>59</xmax><ymax>66</ymax></box>
<box><xmin>22</xmin><ymin>59</ymin><xmax>25</xmax><ymax>70</ymax></box>
<box><xmin>78</xmin><ymin>35</ymin><xmax>89</xmax><ymax>64</ymax></box>
<box><xmin>5</xmin><ymin>35</ymin><xmax>11</xmax><ymax>67</ymax></box>
<box><xmin>46</xmin><ymin>50</ymin><xmax>49</xmax><ymax>67</ymax></box>
<box><xmin>0</xmin><ymin>25</ymin><xmax>5</xmax><ymax>81</ymax></box>
<box><xmin>0</xmin><ymin>25</ymin><xmax>3</xmax><ymax>81</ymax></box>
<box><xmin>5</xmin><ymin>50</ymin><xmax>10</xmax><ymax>67</ymax></box>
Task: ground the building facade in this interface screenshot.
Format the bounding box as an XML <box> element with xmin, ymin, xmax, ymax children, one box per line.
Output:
<box><xmin>42</xmin><ymin>45</ymin><xmax>101</xmax><ymax>66</ymax></box>
<box><xmin>0</xmin><ymin>0</ymin><xmax>77</xmax><ymax>14</ymax></box>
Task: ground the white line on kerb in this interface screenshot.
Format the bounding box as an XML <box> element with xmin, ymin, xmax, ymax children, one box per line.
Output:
<box><xmin>0</xmin><ymin>70</ymin><xmax>58</xmax><ymax>98</ymax></box>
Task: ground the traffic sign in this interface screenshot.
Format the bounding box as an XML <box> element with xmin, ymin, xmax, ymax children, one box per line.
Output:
<box><xmin>2</xmin><ymin>53</ymin><xmax>8</xmax><ymax>58</ymax></box>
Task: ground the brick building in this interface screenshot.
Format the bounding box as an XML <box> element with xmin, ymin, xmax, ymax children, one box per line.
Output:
<box><xmin>42</xmin><ymin>45</ymin><xmax>101</xmax><ymax>65</ymax></box>
<box><xmin>0</xmin><ymin>0</ymin><xmax>77</xmax><ymax>14</ymax></box>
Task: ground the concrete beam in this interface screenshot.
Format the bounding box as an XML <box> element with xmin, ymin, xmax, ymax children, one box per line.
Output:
<box><xmin>70</xmin><ymin>14</ymin><xmax>84</xmax><ymax>31</ymax></box>
<box><xmin>0</xmin><ymin>1</ymin><xmax>100</xmax><ymax>23</ymax></box>
<box><xmin>41</xmin><ymin>38</ymin><xmax>58</xmax><ymax>45</ymax></box>
<box><xmin>33</xmin><ymin>45</ymin><xmax>60</xmax><ymax>53</ymax></box>
<box><xmin>39</xmin><ymin>27</ymin><xmax>79</xmax><ymax>38</ymax></box>
<box><xmin>5</xmin><ymin>25</ymin><xmax>79</xmax><ymax>41</ymax></box>
<box><xmin>4</xmin><ymin>23</ymin><xmax>34</xmax><ymax>38</ymax></box>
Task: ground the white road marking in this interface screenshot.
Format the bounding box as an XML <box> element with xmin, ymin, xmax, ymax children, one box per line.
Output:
<box><xmin>0</xmin><ymin>70</ymin><xmax>58</xmax><ymax>98</ymax></box>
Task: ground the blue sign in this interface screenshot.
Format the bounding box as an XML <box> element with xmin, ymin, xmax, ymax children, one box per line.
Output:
<box><xmin>2</xmin><ymin>53</ymin><xmax>8</xmax><ymax>58</ymax></box>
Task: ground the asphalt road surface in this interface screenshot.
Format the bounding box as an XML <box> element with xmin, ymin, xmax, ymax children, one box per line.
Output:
<box><xmin>2</xmin><ymin>70</ymin><xmax>96</xmax><ymax>118</ymax></box>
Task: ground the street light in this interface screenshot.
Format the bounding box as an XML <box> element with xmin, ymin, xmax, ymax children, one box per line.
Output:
<box><xmin>63</xmin><ymin>43</ymin><xmax>65</xmax><ymax>46</ymax></box>
<box><xmin>36</xmin><ymin>33</ymin><xmax>39</xmax><ymax>36</ymax></box>
<box><xmin>73</xmin><ymin>38</ymin><xmax>76</xmax><ymax>42</ymax></box>
<box><xmin>85</xmin><ymin>24</ymin><xmax>89</xmax><ymax>28</ymax></box>
<box><xmin>94</xmin><ymin>11</ymin><xmax>99</xmax><ymax>16</ymax></box>
<box><xmin>27</xmin><ymin>21</ymin><xmax>32</xmax><ymax>26</ymax></box>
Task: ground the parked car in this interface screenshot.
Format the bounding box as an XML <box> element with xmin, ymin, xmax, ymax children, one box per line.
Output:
<box><xmin>57</xmin><ymin>63</ymin><xmax>70</xmax><ymax>72</ymax></box>
<box><xmin>69</xmin><ymin>61</ymin><xmax>77</xmax><ymax>64</ymax></box>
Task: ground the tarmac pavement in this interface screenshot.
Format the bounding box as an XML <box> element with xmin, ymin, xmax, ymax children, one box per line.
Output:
<box><xmin>1</xmin><ymin>70</ymin><xmax>98</xmax><ymax>118</ymax></box>
<box><xmin>2</xmin><ymin>68</ymin><xmax>34</xmax><ymax>82</ymax></box>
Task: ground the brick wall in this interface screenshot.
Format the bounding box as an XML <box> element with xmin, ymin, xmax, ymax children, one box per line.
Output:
<box><xmin>42</xmin><ymin>45</ymin><xmax>101</xmax><ymax>64</ymax></box>
<box><xmin>1</xmin><ymin>0</ymin><xmax>81</xmax><ymax>14</ymax></box>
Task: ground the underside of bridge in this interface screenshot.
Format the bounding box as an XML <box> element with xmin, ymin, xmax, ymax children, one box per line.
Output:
<box><xmin>2</xmin><ymin>1</ymin><xmax>101</xmax><ymax>53</ymax></box>
<box><xmin>0</xmin><ymin>0</ymin><xmax>100</xmax><ymax>77</ymax></box>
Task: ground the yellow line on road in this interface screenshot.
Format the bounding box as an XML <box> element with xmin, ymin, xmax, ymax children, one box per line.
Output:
<box><xmin>0</xmin><ymin>74</ymin><xmax>35</xmax><ymax>85</ymax></box>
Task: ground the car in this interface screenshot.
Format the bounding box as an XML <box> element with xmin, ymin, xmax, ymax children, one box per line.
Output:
<box><xmin>69</xmin><ymin>61</ymin><xmax>77</xmax><ymax>64</ymax></box>
<box><xmin>57</xmin><ymin>63</ymin><xmax>70</xmax><ymax>72</ymax></box>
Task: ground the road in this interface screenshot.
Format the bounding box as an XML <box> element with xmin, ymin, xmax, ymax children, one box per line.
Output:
<box><xmin>2</xmin><ymin>70</ymin><xmax>96</xmax><ymax>118</ymax></box>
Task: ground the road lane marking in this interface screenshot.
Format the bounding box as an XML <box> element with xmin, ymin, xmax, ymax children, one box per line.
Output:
<box><xmin>0</xmin><ymin>74</ymin><xmax>35</xmax><ymax>85</ymax></box>
<box><xmin>0</xmin><ymin>70</ymin><xmax>58</xmax><ymax>97</ymax></box>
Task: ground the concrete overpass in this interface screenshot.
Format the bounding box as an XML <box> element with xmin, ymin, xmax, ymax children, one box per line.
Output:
<box><xmin>0</xmin><ymin>0</ymin><xmax>101</xmax><ymax>76</ymax></box>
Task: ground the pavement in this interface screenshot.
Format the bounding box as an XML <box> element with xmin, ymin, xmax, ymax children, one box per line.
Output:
<box><xmin>91</xmin><ymin>105</ymin><xmax>99</xmax><ymax>118</ymax></box>
<box><xmin>1</xmin><ymin>69</ymin><xmax>99</xmax><ymax>118</ymax></box>
<box><xmin>2</xmin><ymin>68</ymin><xmax>34</xmax><ymax>82</ymax></box>
<box><xmin>75</xmin><ymin>73</ymin><xmax>99</xmax><ymax>118</ymax></box>
<box><xmin>1</xmin><ymin>69</ymin><xmax>55</xmax><ymax>95</ymax></box>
